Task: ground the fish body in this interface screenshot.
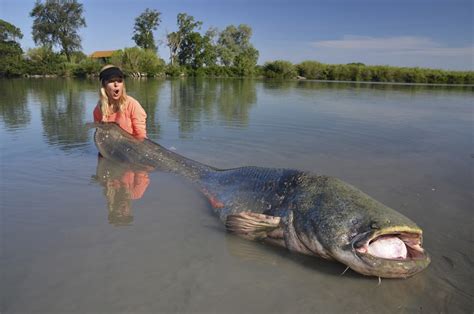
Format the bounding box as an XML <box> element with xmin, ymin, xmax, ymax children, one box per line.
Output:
<box><xmin>93</xmin><ymin>122</ymin><xmax>430</xmax><ymax>278</ymax></box>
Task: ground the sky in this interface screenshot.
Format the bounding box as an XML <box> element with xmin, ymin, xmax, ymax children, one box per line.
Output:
<box><xmin>1</xmin><ymin>0</ymin><xmax>473</xmax><ymax>70</ymax></box>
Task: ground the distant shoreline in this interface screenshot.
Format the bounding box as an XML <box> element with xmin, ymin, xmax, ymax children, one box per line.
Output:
<box><xmin>297</xmin><ymin>79</ymin><xmax>474</xmax><ymax>87</ymax></box>
<box><xmin>5</xmin><ymin>75</ymin><xmax>473</xmax><ymax>88</ymax></box>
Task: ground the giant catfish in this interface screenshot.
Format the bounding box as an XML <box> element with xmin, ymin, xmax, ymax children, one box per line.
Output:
<box><xmin>92</xmin><ymin>122</ymin><xmax>430</xmax><ymax>278</ymax></box>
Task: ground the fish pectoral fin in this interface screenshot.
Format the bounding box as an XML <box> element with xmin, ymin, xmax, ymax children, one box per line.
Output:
<box><xmin>225</xmin><ymin>212</ymin><xmax>283</xmax><ymax>241</ymax></box>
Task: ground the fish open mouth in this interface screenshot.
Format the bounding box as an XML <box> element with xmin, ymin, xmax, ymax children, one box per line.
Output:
<box><xmin>350</xmin><ymin>229</ymin><xmax>430</xmax><ymax>277</ymax></box>
<box><xmin>355</xmin><ymin>231</ymin><xmax>426</xmax><ymax>260</ymax></box>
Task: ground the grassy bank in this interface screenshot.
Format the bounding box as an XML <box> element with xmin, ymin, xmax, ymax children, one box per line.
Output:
<box><xmin>262</xmin><ymin>60</ymin><xmax>473</xmax><ymax>85</ymax></box>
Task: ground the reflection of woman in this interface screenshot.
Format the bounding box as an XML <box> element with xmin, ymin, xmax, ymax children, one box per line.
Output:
<box><xmin>93</xmin><ymin>65</ymin><xmax>148</xmax><ymax>140</ymax></box>
<box><xmin>94</xmin><ymin>156</ymin><xmax>150</xmax><ymax>226</ymax></box>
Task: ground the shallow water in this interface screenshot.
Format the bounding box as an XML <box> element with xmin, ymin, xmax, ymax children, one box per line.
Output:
<box><xmin>1</xmin><ymin>78</ymin><xmax>472</xmax><ymax>313</ymax></box>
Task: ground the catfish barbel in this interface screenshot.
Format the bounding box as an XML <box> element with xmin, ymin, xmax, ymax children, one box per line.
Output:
<box><xmin>92</xmin><ymin>122</ymin><xmax>430</xmax><ymax>278</ymax></box>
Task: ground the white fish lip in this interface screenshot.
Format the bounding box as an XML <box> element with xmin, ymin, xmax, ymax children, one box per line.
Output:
<box><xmin>347</xmin><ymin>229</ymin><xmax>430</xmax><ymax>278</ymax></box>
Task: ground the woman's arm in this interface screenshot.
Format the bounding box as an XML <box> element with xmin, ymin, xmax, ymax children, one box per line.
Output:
<box><xmin>93</xmin><ymin>104</ymin><xmax>102</xmax><ymax>122</ymax></box>
<box><xmin>129</xmin><ymin>98</ymin><xmax>147</xmax><ymax>139</ymax></box>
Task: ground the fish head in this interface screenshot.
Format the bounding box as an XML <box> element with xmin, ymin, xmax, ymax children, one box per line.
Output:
<box><xmin>299</xmin><ymin>176</ymin><xmax>430</xmax><ymax>278</ymax></box>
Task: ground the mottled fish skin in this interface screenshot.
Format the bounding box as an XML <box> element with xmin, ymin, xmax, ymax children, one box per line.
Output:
<box><xmin>92</xmin><ymin>122</ymin><xmax>430</xmax><ymax>278</ymax></box>
<box><xmin>199</xmin><ymin>167</ymin><xmax>303</xmax><ymax>221</ymax></box>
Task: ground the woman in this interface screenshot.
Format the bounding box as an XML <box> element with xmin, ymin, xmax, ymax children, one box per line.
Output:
<box><xmin>93</xmin><ymin>65</ymin><xmax>147</xmax><ymax>140</ymax></box>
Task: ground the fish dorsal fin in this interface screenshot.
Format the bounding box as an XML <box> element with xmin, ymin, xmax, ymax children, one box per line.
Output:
<box><xmin>225</xmin><ymin>212</ymin><xmax>282</xmax><ymax>241</ymax></box>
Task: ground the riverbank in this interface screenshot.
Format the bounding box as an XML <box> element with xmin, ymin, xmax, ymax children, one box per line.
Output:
<box><xmin>2</xmin><ymin>55</ymin><xmax>473</xmax><ymax>85</ymax></box>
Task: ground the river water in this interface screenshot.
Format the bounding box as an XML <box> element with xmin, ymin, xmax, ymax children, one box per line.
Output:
<box><xmin>0</xmin><ymin>78</ymin><xmax>472</xmax><ymax>313</ymax></box>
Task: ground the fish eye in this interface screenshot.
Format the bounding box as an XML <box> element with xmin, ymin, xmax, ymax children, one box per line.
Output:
<box><xmin>370</xmin><ymin>222</ymin><xmax>379</xmax><ymax>229</ymax></box>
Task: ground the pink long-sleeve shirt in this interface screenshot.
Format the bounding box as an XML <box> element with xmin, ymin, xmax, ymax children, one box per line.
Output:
<box><xmin>93</xmin><ymin>96</ymin><xmax>147</xmax><ymax>139</ymax></box>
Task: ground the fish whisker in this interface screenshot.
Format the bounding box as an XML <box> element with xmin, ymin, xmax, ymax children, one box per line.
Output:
<box><xmin>340</xmin><ymin>266</ymin><xmax>350</xmax><ymax>276</ymax></box>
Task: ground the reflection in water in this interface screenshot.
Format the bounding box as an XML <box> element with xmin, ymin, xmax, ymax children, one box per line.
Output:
<box><xmin>5</xmin><ymin>78</ymin><xmax>468</xmax><ymax>151</ymax></box>
<box><xmin>216</xmin><ymin>79</ymin><xmax>256</xmax><ymax>125</ymax></box>
<box><xmin>292</xmin><ymin>80</ymin><xmax>474</xmax><ymax>93</ymax></box>
<box><xmin>34</xmin><ymin>79</ymin><xmax>92</xmax><ymax>150</ymax></box>
<box><xmin>262</xmin><ymin>79</ymin><xmax>298</xmax><ymax>91</ymax></box>
<box><xmin>0</xmin><ymin>79</ymin><xmax>30</xmax><ymax>130</ymax></box>
<box><xmin>169</xmin><ymin>78</ymin><xmax>257</xmax><ymax>137</ymax></box>
<box><xmin>262</xmin><ymin>79</ymin><xmax>474</xmax><ymax>94</ymax></box>
<box><xmin>92</xmin><ymin>156</ymin><xmax>150</xmax><ymax>226</ymax></box>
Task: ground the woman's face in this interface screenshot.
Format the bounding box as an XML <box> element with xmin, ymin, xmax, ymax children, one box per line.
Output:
<box><xmin>104</xmin><ymin>77</ymin><xmax>124</xmax><ymax>101</ymax></box>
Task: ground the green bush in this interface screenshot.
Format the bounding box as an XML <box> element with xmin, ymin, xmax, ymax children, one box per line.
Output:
<box><xmin>111</xmin><ymin>47</ymin><xmax>166</xmax><ymax>77</ymax></box>
<box><xmin>73</xmin><ymin>57</ymin><xmax>101</xmax><ymax>77</ymax></box>
<box><xmin>165</xmin><ymin>64</ymin><xmax>186</xmax><ymax>77</ymax></box>
<box><xmin>263</xmin><ymin>60</ymin><xmax>297</xmax><ymax>79</ymax></box>
<box><xmin>24</xmin><ymin>47</ymin><xmax>64</xmax><ymax>75</ymax></box>
<box><xmin>296</xmin><ymin>61</ymin><xmax>327</xmax><ymax>80</ymax></box>
<box><xmin>0</xmin><ymin>53</ymin><xmax>25</xmax><ymax>77</ymax></box>
<box><xmin>293</xmin><ymin>61</ymin><xmax>473</xmax><ymax>84</ymax></box>
<box><xmin>463</xmin><ymin>72</ymin><xmax>474</xmax><ymax>84</ymax></box>
<box><xmin>139</xmin><ymin>49</ymin><xmax>165</xmax><ymax>76</ymax></box>
<box><xmin>207</xmin><ymin>65</ymin><xmax>236</xmax><ymax>77</ymax></box>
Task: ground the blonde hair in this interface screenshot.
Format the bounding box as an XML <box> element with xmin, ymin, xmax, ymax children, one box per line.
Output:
<box><xmin>99</xmin><ymin>65</ymin><xmax>128</xmax><ymax>117</ymax></box>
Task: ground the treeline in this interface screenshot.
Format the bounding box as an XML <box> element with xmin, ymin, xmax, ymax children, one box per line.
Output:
<box><xmin>1</xmin><ymin>0</ymin><xmax>472</xmax><ymax>85</ymax></box>
<box><xmin>0</xmin><ymin>1</ymin><xmax>259</xmax><ymax>79</ymax></box>
<box><xmin>263</xmin><ymin>60</ymin><xmax>474</xmax><ymax>85</ymax></box>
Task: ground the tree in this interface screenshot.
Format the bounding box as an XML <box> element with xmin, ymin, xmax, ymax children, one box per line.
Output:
<box><xmin>217</xmin><ymin>24</ymin><xmax>258</xmax><ymax>75</ymax></box>
<box><xmin>234</xmin><ymin>46</ymin><xmax>259</xmax><ymax>76</ymax></box>
<box><xmin>132</xmin><ymin>8</ymin><xmax>161</xmax><ymax>52</ymax></box>
<box><xmin>177</xmin><ymin>28</ymin><xmax>217</xmax><ymax>68</ymax></box>
<box><xmin>166</xmin><ymin>32</ymin><xmax>180</xmax><ymax>66</ymax></box>
<box><xmin>195</xmin><ymin>28</ymin><xmax>218</xmax><ymax>68</ymax></box>
<box><xmin>177</xmin><ymin>31</ymin><xmax>202</xmax><ymax>67</ymax></box>
<box><xmin>1</xmin><ymin>19</ymin><xmax>23</xmax><ymax>42</ymax></box>
<box><xmin>166</xmin><ymin>13</ymin><xmax>202</xmax><ymax>65</ymax></box>
<box><xmin>0</xmin><ymin>19</ymin><xmax>24</xmax><ymax>76</ymax></box>
<box><xmin>217</xmin><ymin>24</ymin><xmax>252</xmax><ymax>66</ymax></box>
<box><xmin>30</xmin><ymin>0</ymin><xmax>86</xmax><ymax>62</ymax></box>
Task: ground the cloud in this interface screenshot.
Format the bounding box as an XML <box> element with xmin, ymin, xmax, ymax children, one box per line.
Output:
<box><xmin>311</xmin><ymin>35</ymin><xmax>473</xmax><ymax>57</ymax></box>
